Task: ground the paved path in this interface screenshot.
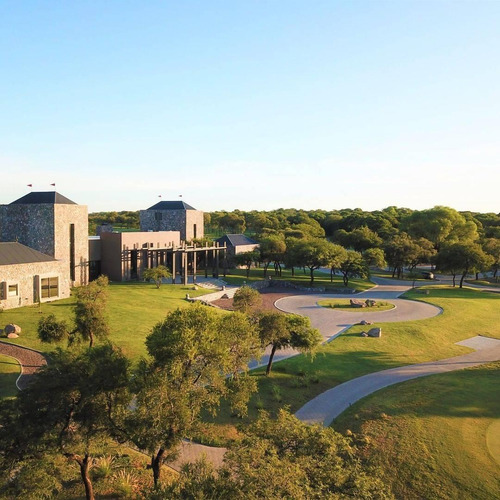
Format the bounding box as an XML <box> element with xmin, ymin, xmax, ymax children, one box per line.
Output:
<box><xmin>295</xmin><ymin>336</ymin><xmax>500</xmax><ymax>426</ymax></box>
<box><xmin>0</xmin><ymin>341</ymin><xmax>46</xmax><ymax>390</ymax></box>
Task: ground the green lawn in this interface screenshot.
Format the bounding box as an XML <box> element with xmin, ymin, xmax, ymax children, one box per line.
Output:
<box><xmin>317</xmin><ymin>298</ymin><xmax>395</xmax><ymax>311</ymax></box>
<box><xmin>0</xmin><ymin>282</ymin><xmax>211</xmax><ymax>361</ymax></box>
<box><xmin>214</xmin><ymin>286</ymin><xmax>500</xmax><ymax>424</ymax></box>
<box><xmin>220</xmin><ymin>267</ymin><xmax>375</xmax><ymax>292</ymax></box>
<box><xmin>466</xmin><ymin>278</ymin><xmax>500</xmax><ymax>288</ymax></box>
<box><xmin>333</xmin><ymin>362</ymin><xmax>500</xmax><ymax>500</ymax></box>
<box><xmin>0</xmin><ymin>354</ymin><xmax>20</xmax><ymax>399</ymax></box>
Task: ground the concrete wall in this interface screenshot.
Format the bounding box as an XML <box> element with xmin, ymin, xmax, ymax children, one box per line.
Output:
<box><xmin>100</xmin><ymin>231</ymin><xmax>181</xmax><ymax>281</ymax></box>
<box><xmin>0</xmin><ymin>260</ymin><xmax>70</xmax><ymax>310</ymax></box>
<box><xmin>140</xmin><ymin>209</ymin><xmax>204</xmax><ymax>241</ymax></box>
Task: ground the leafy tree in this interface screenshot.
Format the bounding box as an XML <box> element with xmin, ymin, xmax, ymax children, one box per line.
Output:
<box><xmin>73</xmin><ymin>275</ymin><xmax>110</xmax><ymax>348</ymax></box>
<box><xmin>37</xmin><ymin>314</ymin><xmax>69</xmax><ymax>343</ymax></box>
<box><xmin>258</xmin><ymin>312</ymin><xmax>322</xmax><ymax>375</ymax></box>
<box><xmin>384</xmin><ymin>233</ymin><xmax>418</xmax><ymax>279</ymax></box>
<box><xmin>143</xmin><ymin>265</ymin><xmax>172</xmax><ymax>288</ymax></box>
<box><xmin>402</xmin><ymin>206</ymin><xmax>479</xmax><ymax>250</ymax></box>
<box><xmin>128</xmin><ymin>304</ymin><xmax>261</xmax><ymax>488</ymax></box>
<box><xmin>327</xmin><ymin>244</ymin><xmax>348</xmax><ymax>282</ymax></box>
<box><xmin>339</xmin><ymin>250</ymin><xmax>369</xmax><ymax>287</ymax></box>
<box><xmin>234</xmin><ymin>250</ymin><xmax>260</xmax><ymax>278</ymax></box>
<box><xmin>259</xmin><ymin>236</ymin><xmax>286</xmax><ymax>278</ymax></box>
<box><xmin>232</xmin><ymin>285</ymin><xmax>262</xmax><ymax>313</ymax></box>
<box><xmin>153</xmin><ymin>410</ymin><xmax>393</xmax><ymax>499</ymax></box>
<box><xmin>333</xmin><ymin>226</ymin><xmax>382</xmax><ymax>252</ymax></box>
<box><xmin>0</xmin><ymin>345</ymin><xmax>131</xmax><ymax>500</ymax></box>
<box><xmin>483</xmin><ymin>238</ymin><xmax>500</xmax><ymax>278</ymax></box>
<box><xmin>436</xmin><ymin>242</ymin><xmax>493</xmax><ymax>288</ymax></box>
<box><xmin>293</xmin><ymin>238</ymin><xmax>335</xmax><ymax>284</ymax></box>
<box><xmin>363</xmin><ymin>247</ymin><xmax>387</xmax><ymax>269</ymax></box>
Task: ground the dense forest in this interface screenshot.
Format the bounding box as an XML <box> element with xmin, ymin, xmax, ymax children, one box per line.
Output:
<box><xmin>89</xmin><ymin>206</ymin><xmax>500</xmax><ymax>284</ymax></box>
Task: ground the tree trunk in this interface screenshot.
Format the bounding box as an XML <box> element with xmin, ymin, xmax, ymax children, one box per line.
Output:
<box><xmin>475</xmin><ymin>272</ymin><xmax>479</xmax><ymax>280</ymax></box>
<box><xmin>89</xmin><ymin>332</ymin><xmax>94</xmax><ymax>348</ymax></box>
<box><xmin>263</xmin><ymin>263</ymin><xmax>270</xmax><ymax>278</ymax></box>
<box><xmin>342</xmin><ymin>272</ymin><xmax>348</xmax><ymax>286</ymax></box>
<box><xmin>77</xmin><ymin>454</ymin><xmax>94</xmax><ymax>500</ymax></box>
<box><xmin>309</xmin><ymin>267</ymin><xmax>315</xmax><ymax>285</ymax></box>
<box><xmin>266</xmin><ymin>344</ymin><xmax>278</xmax><ymax>376</ymax></box>
<box><xmin>291</xmin><ymin>266</ymin><xmax>295</xmax><ymax>277</ymax></box>
<box><xmin>459</xmin><ymin>272</ymin><xmax>466</xmax><ymax>288</ymax></box>
<box><xmin>452</xmin><ymin>273</ymin><xmax>456</xmax><ymax>287</ymax></box>
<box><xmin>330</xmin><ymin>268</ymin><xmax>334</xmax><ymax>283</ymax></box>
<box><xmin>151</xmin><ymin>448</ymin><xmax>165</xmax><ymax>488</ymax></box>
<box><xmin>246</xmin><ymin>266</ymin><xmax>250</xmax><ymax>278</ymax></box>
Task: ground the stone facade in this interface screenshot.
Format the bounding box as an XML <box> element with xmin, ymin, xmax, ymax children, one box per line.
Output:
<box><xmin>0</xmin><ymin>199</ymin><xmax>89</xmax><ymax>286</ymax></box>
<box><xmin>0</xmin><ymin>260</ymin><xmax>70</xmax><ymax>310</ymax></box>
<box><xmin>140</xmin><ymin>207</ymin><xmax>204</xmax><ymax>241</ymax></box>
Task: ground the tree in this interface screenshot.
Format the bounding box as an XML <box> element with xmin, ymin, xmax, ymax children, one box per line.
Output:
<box><xmin>234</xmin><ymin>250</ymin><xmax>260</xmax><ymax>278</ymax></box>
<box><xmin>384</xmin><ymin>233</ymin><xmax>418</xmax><ymax>279</ymax></box>
<box><xmin>293</xmin><ymin>239</ymin><xmax>334</xmax><ymax>284</ymax></box>
<box><xmin>154</xmin><ymin>410</ymin><xmax>392</xmax><ymax>499</ymax></box>
<box><xmin>128</xmin><ymin>304</ymin><xmax>261</xmax><ymax>488</ymax></box>
<box><xmin>143</xmin><ymin>265</ymin><xmax>172</xmax><ymax>288</ymax></box>
<box><xmin>72</xmin><ymin>275</ymin><xmax>110</xmax><ymax>348</ymax></box>
<box><xmin>327</xmin><ymin>244</ymin><xmax>348</xmax><ymax>282</ymax></box>
<box><xmin>259</xmin><ymin>236</ymin><xmax>286</xmax><ymax>278</ymax></box>
<box><xmin>333</xmin><ymin>226</ymin><xmax>382</xmax><ymax>252</ymax></box>
<box><xmin>363</xmin><ymin>247</ymin><xmax>386</xmax><ymax>269</ymax></box>
<box><xmin>483</xmin><ymin>238</ymin><xmax>500</xmax><ymax>278</ymax></box>
<box><xmin>402</xmin><ymin>206</ymin><xmax>479</xmax><ymax>250</ymax></box>
<box><xmin>436</xmin><ymin>242</ymin><xmax>493</xmax><ymax>288</ymax></box>
<box><xmin>258</xmin><ymin>312</ymin><xmax>322</xmax><ymax>375</ymax></box>
<box><xmin>339</xmin><ymin>250</ymin><xmax>369</xmax><ymax>287</ymax></box>
<box><xmin>37</xmin><ymin>314</ymin><xmax>69</xmax><ymax>343</ymax></box>
<box><xmin>0</xmin><ymin>345</ymin><xmax>131</xmax><ymax>500</ymax></box>
<box><xmin>232</xmin><ymin>285</ymin><xmax>262</xmax><ymax>313</ymax></box>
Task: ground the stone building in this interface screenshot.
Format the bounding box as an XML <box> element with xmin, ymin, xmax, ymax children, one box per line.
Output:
<box><xmin>216</xmin><ymin>234</ymin><xmax>259</xmax><ymax>256</ymax></box>
<box><xmin>0</xmin><ymin>242</ymin><xmax>70</xmax><ymax>310</ymax></box>
<box><xmin>139</xmin><ymin>200</ymin><xmax>204</xmax><ymax>241</ymax></box>
<box><xmin>0</xmin><ymin>191</ymin><xmax>89</xmax><ymax>286</ymax></box>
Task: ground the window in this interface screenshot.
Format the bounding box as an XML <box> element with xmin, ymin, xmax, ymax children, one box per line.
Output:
<box><xmin>0</xmin><ymin>282</ymin><xmax>6</xmax><ymax>300</ymax></box>
<box><xmin>8</xmin><ymin>284</ymin><xmax>18</xmax><ymax>297</ymax></box>
<box><xmin>41</xmin><ymin>277</ymin><xmax>59</xmax><ymax>299</ymax></box>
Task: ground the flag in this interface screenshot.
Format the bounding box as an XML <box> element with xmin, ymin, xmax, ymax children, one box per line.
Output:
<box><xmin>158</xmin><ymin>195</ymin><xmax>162</xmax><ymax>198</ymax></box>
<box><xmin>50</xmin><ymin>183</ymin><xmax>56</xmax><ymax>186</ymax></box>
<box><xmin>27</xmin><ymin>184</ymin><xmax>32</xmax><ymax>187</ymax></box>
<box><xmin>179</xmin><ymin>194</ymin><xmax>182</xmax><ymax>198</ymax></box>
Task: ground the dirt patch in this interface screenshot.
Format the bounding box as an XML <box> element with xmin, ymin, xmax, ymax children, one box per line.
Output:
<box><xmin>212</xmin><ymin>287</ymin><xmax>310</xmax><ymax>313</ymax></box>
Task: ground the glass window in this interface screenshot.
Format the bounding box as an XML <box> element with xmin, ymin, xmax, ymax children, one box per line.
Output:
<box><xmin>8</xmin><ymin>284</ymin><xmax>18</xmax><ymax>297</ymax></box>
<box><xmin>41</xmin><ymin>277</ymin><xmax>59</xmax><ymax>299</ymax></box>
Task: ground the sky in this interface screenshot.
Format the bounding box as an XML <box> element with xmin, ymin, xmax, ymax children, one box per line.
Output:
<box><xmin>1</xmin><ymin>1</ymin><xmax>499</xmax><ymax>214</ymax></box>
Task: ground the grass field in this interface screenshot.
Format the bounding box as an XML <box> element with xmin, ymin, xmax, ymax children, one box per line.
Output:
<box><xmin>333</xmin><ymin>362</ymin><xmax>500</xmax><ymax>500</ymax></box>
<box><xmin>0</xmin><ymin>282</ymin><xmax>210</xmax><ymax>361</ymax></box>
<box><xmin>466</xmin><ymin>278</ymin><xmax>500</xmax><ymax>288</ymax></box>
<box><xmin>221</xmin><ymin>267</ymin><xmax>375</xmax><ymax>292</ymax></box>
<box><xmin>317</xmin><ymin>298</ymin><xmax>395</xmax><ymax>311</ymax></box>
<box><xmin>214</xmin><ymin>286</ymin><xmax>500</xmax><ymax>424</ymax></box>
<box><xmin>0</xmin><ymin>354</ymin><xmax>20</xmax><ymax>399</ymax></box>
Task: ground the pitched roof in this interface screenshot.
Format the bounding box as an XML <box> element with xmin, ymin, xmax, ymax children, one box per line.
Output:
<box><xmin>147</xmin><ymin>200</ymin><xmax>196</xmax><ymax>210</ymax></box>
<box><xmin>216</xmin><ymin>234</ymin><xmax>258</xmax><ymax>247</ymax></box>
<box><xmin>0</xmin><ymin>242</ymin><xmax>57</xmax><ymax>266</ymax></box>
<box><xmin>10</xmin><ymin>191</ymin><xmax>76</xmax><ymax>205</ymax></box>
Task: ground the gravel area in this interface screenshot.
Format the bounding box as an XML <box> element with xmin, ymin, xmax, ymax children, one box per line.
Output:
<box><xmin>0</xmin><ymin>341</ymin><xmax>47</xmax><ymax>390</ymax></box>
<box><xmin>212</xmin><ymin>287</ymin><xmax>305</xmax><ymax>312</ymax></box>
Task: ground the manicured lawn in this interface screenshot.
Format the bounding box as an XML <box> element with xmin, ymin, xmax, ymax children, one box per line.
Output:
<box><xmin>333</xmin><ymin>362</ymin><xmax>500</xmax><ymax>500</ymax></box>
<box><xmin>214</xmin><ymin>286</ymin><xmax>500</xmax><ymax>424</ymax></box>
<box><xmin>220</xmin><ymin>267</ymin><xmax>375</xmax><ymax>292</ymax></box>
<box><xmin>317</xmin><ymin>298</ymin><xmax>395</xmax><ymax>311</ymax></box>
<box><xmin>0</xmin><ymin>354</ymin><xmax>20</xmax><ymax>399</ymax></box>
<box><xmin>466</xmin><ymin>278</ymin><xmax>500</xmax><ymax>288</ymax></box>
<box><xmin>0</xmin><ymin>282</ymin><xmax>211</xmax><ymax>361</ymax></box>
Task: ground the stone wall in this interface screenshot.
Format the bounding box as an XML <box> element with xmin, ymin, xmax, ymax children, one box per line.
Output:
<box><xmin>140</xmin><ymin>209</ymin><xmax>204</xmax><ymax>241</ymax></box>
<box><xmin>0</xmin><ymin>260</ymin><xmax>70</xmax><ymax>310</ymax></box>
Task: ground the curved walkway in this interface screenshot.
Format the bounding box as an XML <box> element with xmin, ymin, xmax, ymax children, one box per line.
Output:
<box><xmin>0</xmin><ymin>341</ymin><xmax>47</xmax><ymax>390</ymax></box>
<box><xmin>295</xmin><ymin>335</ymin><xmax>500</xmax><ymax>426</ymax></box>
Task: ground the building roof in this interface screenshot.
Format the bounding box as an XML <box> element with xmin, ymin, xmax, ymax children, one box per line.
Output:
<box><xmin>147</xmin><ymin>200</ymin><xmax>196</xmax><ymax>211</ymax></box>
<box><xmin>216</xmin><ymin>234</ymin><xmax>258</xmax><ymax>247</ymax></box>
<box><xmin>0</xmin><ymin>242</ymin><xmax>57</xmax><ymax>266</ymax></box>
<box><xmin>10</xmin><ymin>191</ymin><xmax>76</xmax><ymax>205</ymax></box>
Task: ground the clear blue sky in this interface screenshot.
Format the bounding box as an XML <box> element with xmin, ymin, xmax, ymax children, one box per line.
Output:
<box><xmin>1</xmin><ymin>1</ymin><xmax>499</xmax><ymax>213</ymax></box>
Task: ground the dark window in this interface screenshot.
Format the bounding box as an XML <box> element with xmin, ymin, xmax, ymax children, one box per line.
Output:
<box><xmin>194</xmin><ymin>224</ymin><xmax>197</xmax><ymax>239</ymax></box>
<box><xmin>41</xmin><ymin>277</ymin><xmax>59</xmax><ymax>299</ymax></box>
